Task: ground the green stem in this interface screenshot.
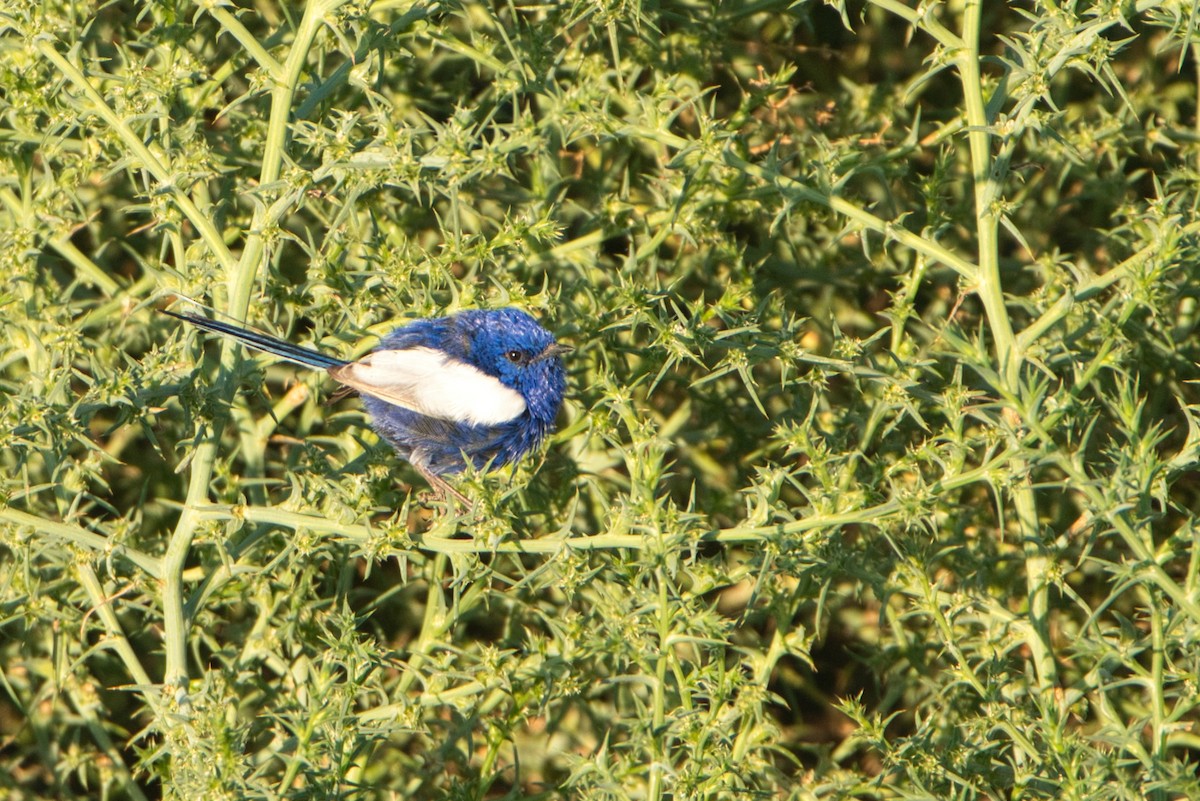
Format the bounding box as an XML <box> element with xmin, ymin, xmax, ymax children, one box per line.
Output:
<box><xmin>75</xmin><ymin>563</ymin><xmax>157</xmax><ymax>694</ymax></box>
<box><xmin>732</xmin><ymin>625</ymin><xmax>785</xmax><ymax>762</ymax></box>
<box><xmin>162</xmin><ymin>440</ymin><xmax>216</xmax><ymax>687</ymax></box>
<box><xmin>648</xmin><ymin>567</ymin><xmax>669</xmax><ymax>801</ymax></box>
<box><xmin>33</xmin><ymin>39</ymin><xmax>237</xmax><ymax>275</ymax></box>
<box><xmin>0</xmin><ymin>189</ymin><xmax>121</xmax><ymax>295</ymax></box>
<box><xmin>179</xmin><ymin>446</ymin><xmax>1015</xmax><ymax>555</ymax></box>
<box><xmin>866</xmin><ymin>0</ymin><xmax>964</xmax><ymax>50</ymax></box>
<box><xmin>1052</xmin><ymin>453</ymin><xmax>1200</xmax><ymax>625</ymax></box>
<box><xmin>725</xmin><ymin>152</ymin><xmax>978</xmax><ymax>280</ymax></box>
<box><xmin>359</xmin><ymin>678</ymin><xmax>505</xmax><ymax>721</ymax></box>
<box><xmin>1148</xmin><ymin>590</ymin><xmax>1166</xmax><ymax>801</ymax></box>
<box><xmin>396</xmin><ymin>553</ymin><xmax>450</xmax><ymax>696</ymax></box>
<box><xmin>64</xmin><ymin>682</ymin><xmax>152</xmax><ymax>801</ymax></box>
<box><xmin>201</xmin><ymin>1</ymin><xmax>284</xmax><ymax>78</ymax></box>
<box><xmin>957</xmin><ymin>0</ymin><xmax>1016</xmax><ymax>380</ymax></box>
<box><xmin>162</xmin><ymin>0</ymin><xmax>352</xmax><ymax>689</ymax></box>
<box><xmin>957</xmin><ymin>0</ymin><xmax>1057</xmax><ymax>694</ymax></box>
<box><xmin>0</xmin><ymin>508</ymin><xmax>161</xmax><ymax>577</ymax></box>
<box><xmin>226</xmin><ymin>0</ymin><xmax>344</xmax><ymax>315</ymax></box>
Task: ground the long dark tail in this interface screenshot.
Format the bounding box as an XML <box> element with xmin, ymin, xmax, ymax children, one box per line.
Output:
<box><xmin>163</xmin><ymin>309</ymin><xmax>347</xmax><ymax>369</ymax></box>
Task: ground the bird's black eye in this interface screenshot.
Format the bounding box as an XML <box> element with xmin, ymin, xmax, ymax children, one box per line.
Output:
<box><xmin>505</xmin><ymin>350</ymin><xmax>527</xmax><ymax>365</ymax></box>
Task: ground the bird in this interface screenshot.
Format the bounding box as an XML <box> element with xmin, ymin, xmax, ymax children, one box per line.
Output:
<box><xmin>163</xmin><ymin>307</ymin><xmax>570</xmax><ymax>505</ymax></box>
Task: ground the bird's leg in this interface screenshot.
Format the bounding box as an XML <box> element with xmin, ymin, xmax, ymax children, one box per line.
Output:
<box><xmin>412</xmin><ymin>461</ymin><xmax>473</xmax><ymax>512</ymax></box>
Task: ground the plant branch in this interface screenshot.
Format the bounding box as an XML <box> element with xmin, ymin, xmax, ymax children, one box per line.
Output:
<box><xmin>0</xmin><ymin>507</ymin><xmax>162</xmax><ymax>577</ymax></box>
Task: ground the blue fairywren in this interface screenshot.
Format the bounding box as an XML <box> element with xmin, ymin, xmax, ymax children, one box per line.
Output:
<box><xmin>164</xmin><ymin>308</ymin><xmax>570</xmax><ymax>504</ymax></box>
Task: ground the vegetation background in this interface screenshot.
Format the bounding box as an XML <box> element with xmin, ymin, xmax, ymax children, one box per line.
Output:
<box><xmin>2</xmin><ymin>0</ymin><xmax>1200</xmax><ymax>798</ymax></box>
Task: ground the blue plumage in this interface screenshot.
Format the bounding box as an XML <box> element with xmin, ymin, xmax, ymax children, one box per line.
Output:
<box><xmin>164</xmin><ymin>308</ymin><xmax>569</xmax><ymax>503</ymax></box>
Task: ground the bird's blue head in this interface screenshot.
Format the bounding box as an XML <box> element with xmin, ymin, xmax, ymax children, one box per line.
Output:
<box><xmin>455</xmin><ymin>308</ymin><xmax>569</xmax><ymax>426</ymax></box>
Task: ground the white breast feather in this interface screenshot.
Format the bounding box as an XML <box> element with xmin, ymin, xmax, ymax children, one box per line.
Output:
<box><xmin>333</xmin><ymin>347</ymin><xmax>527</xmax><ymax>426</ymax></box>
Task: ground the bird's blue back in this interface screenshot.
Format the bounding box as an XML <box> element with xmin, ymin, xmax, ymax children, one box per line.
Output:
<box><xmin>362</xmin><ymin>309</ymin><xmax>567</xmax><ymax>475</ymax></box>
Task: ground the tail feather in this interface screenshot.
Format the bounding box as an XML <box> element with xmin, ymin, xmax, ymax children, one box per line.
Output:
<box><xmin>163</xmin><ymin>309</ymin><xmax>347</xmax><ymax>369</ymax></box>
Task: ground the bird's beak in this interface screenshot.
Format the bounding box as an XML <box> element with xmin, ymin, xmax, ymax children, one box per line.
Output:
<box><xmin>537</xmin><ymin>342</ymin><xmax>573</xmax><ymax>361</ymax></box>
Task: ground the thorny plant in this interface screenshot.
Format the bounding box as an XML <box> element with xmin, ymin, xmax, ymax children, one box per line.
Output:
<box><xmin>2</xmin><ymin>1</ymin><xmax>1200</xmax><ymax>799</ymax></box>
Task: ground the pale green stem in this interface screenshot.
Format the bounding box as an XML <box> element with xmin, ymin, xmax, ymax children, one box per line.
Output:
<box><xmin>359</xmin><ymin>678</ymin><xmax>506</xmax><ymax>721</ymax></box>
<box><xmin>1149</xmin><ymin>592</ymin><xmax>1166</xmax><ymax>800</ymax></box>
<box><xmin>0</xmin><ymin>508</ymin><xmax>161</xmax><ymax>577</ymax></box>
<box><xmin>201</xmin><ymin>1</ymin><xmax>285</xmax><ymax>77</ymax></box>
<box><xmin>176</xmin><ymin>443</ymin><xmax>1015</xmax><ymax>558</ymax></box>
<box><xmin>75</xmin><ymin>563</ymin><xmax>157</xmax><ymax>694</ymax></box>
<box><xmin>0</xmin><ymin>188</ymin><xmax>121</xmax><ymax>295</ymax></box>
<box><xmin>64</xmin><ymin>682</ymin><xmax>152</xmax><ymax>801</ymax></box>
<box><xmin>33</xmin><ymin>39</ymin><xmax>238</xmax><ymax>275</ymax></box>
<box><xmin>162</xmin><ymin>0</ymin><xmax>353</xmax><ymax>689</ymax></box>
<box><xmin>226</xmin><ymin>0</ymin><xmax>342</xmax><ymax>314</ymax></box>
<box><xmin>648</xmin><ymin>567</ymin><xmax>669</xmax><ymax>801</ymax></box>
<box><xmin>889</xmin><ymin>254</ymin><xmax>929</xmax><ymax>354</ymax></box>
<box><xmin>6</xmin><ymin>442</ymin><xmax>1016</xmax><ymax>618</ymax></box>
<box><xmin>731</xmin><ymin>625</ymin><xmax>786</xmax><ymax>762</ymax></box>
<box><xmin>30</xmin><ymin>37</ymin><xmax>240</xmax><ymax>689</ymax></box>
<box><xmin>1035</xmin><ymin>438</ymin><xmax>1200</xmax><ymax>624</ymax></box>
<box><xmin>866</xmin><ymin>0</ymin><xmax>964</xmax><ymax>50</ymax></box>
<box><xmin>623</xmin><ymin>118</ymin><xmax>982</xmax><ymax>280</ymax></box>
<box><xmin>957</xmin><ymin>0</ymin><xmax>1016</xmax><ymax>376</ymax></box>
<box><xmin>396</xmin><ymin>553</ymin><xmax>450</xmax><ymax>696</ymax></box>
<box><xmin>725</xmin><ymin>152</ymin><xmax>978</xmax><ymax>279</ymax></box>
<box><xmin>918</xmin><ymin>562</ymin><xmax>989</xmax><ymax>700</ymax></box>
<box><xmin>957</xmin><ymin>0</ymin><xmax>1057</xmax><ymax>695</ymax></box>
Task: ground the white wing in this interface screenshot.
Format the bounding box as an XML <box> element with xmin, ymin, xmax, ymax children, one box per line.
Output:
<box><xmin>328</xmin><ymin>347</ymin><xmax>526</xmax><ymax>426</ymax></box>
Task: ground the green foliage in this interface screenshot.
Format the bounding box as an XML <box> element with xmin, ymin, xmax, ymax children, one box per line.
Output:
<box><xmin>3</xmin><ymin>0</ymin><xmax>1200</xmax><ymax>798</ymax></box>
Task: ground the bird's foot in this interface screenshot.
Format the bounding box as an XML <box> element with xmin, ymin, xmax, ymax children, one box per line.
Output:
<box><xmin>416</xmin><ymin>467</ymin><xmax>474</xmax><ymax>514</ymax></box>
